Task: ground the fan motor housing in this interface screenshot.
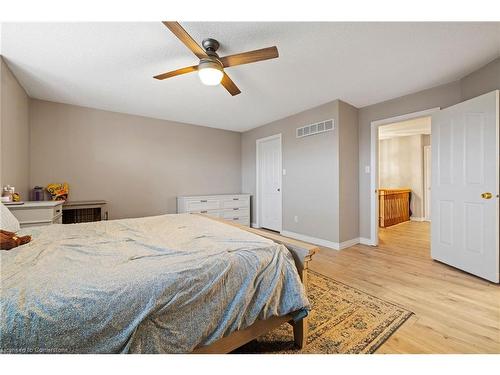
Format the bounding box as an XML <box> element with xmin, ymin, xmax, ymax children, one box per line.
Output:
<box><xmin>202</xmin><ymin>38</ymin><xmax>220</xmax><ymax>54</ymax></box>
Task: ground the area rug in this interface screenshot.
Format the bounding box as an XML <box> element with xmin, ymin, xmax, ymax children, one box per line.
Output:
<box><xmin>235</xmin><ymin>270</ymin><xmax>413</xmax><ymax>354</ymax></box>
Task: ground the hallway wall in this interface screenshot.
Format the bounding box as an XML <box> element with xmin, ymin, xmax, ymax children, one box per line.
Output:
<box><xmin>379</xmin><ymin>135</ymin><xmax>426</xmax><ymax>219</ymax></box>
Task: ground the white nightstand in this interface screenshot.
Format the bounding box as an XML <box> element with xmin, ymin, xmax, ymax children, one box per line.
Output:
<box><xmin>5</xmin><ymin>201</ymin><xmax>64</xmax><ymax>228</ymax></box>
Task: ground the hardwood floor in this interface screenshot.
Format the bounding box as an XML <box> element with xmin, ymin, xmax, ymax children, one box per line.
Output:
<box><xmin>308</xmin><ymin>221</ymin><xmax>500</xmax><ymax>353</ymax></box>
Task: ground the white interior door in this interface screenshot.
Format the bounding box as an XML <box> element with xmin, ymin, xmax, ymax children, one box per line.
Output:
<box><xmin>424</xmin><ymin>145</ymin><xmax>431</xmax><ymax>221</ymax></box>
<box><xmin>257</xmin><ymin>135</ymin><xmax>282</xmax><ymax>231</ymax></box>
<box><xmin>431</xmin><ymin>90</ymin><xmax>499</xmax><ymax>283</ymax></box>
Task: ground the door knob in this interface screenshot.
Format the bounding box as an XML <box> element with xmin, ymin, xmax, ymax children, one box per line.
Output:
<box><xmin>481</xmin><ymin>192</ymin><xmax>493</xmax><ymax>199</ymax></box>
<box><xmin>277</xmin><ymin>188</ymin><xmax>281</xmax><ymax>192</ymax></box>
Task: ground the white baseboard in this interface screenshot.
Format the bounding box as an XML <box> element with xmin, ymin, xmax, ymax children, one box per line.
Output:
<box><xmin>280</xmin><ymin>230</ymin><xmax>338</xmax><ymax>249</ymax></box>
<box><xmin>280</xmin><ymin>230</ymin><xmax>360</xmax><ymax>250</ymax></box>
<box><xmin>251</xmin><ymin>223</ymin><xmax>260</xmax><ymax>228</ymax></box>
<box><xmin>359</xmin><ymin>237</ymin><xmax>376</xmax><ymax>246</ymax></box>
<box><xmin>338</xmin><ymin>237</ymin><xmax>361</xmax><ymax>250</ymax></box>
<box><xmin>410</xmin><ymin>216</ymin><xmax>425</xmax><ymax>222</ymax></box>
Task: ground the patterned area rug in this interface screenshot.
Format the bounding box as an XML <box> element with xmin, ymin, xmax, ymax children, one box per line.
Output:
<box><xmin>235</xmin><ymin>270</ymin><xmax>413</xmax><ymax>354</ymax></box>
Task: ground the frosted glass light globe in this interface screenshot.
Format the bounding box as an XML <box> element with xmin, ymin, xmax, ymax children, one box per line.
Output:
<box><xmin>198</xmin><ymin>60</ymin><xmax>224</xmax><ymax>86</ymax></box>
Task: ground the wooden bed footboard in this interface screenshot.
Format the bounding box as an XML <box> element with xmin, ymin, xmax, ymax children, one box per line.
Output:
<box><xmin>192</xmin><ymin>215</ymin><xmax>319</xmax><ymax>353</ymax></box>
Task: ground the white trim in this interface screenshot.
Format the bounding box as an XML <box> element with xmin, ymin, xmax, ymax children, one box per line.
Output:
<box><xmin>410</xmin><ymin>216</ymin><xmax>425</xmax><ymax>222</ymax></box>
<box><xmin>251</xmin><ymin>222</ymin><xmax>260</xmax><ymax>228</ymax></box>
<box><xmin>339</xmin><ymin>237</ymin><xmax>361</xmax><ymax>250</ymax></box>
<box><xmin>280</xmin><ymin>230</ymin><xmax>360</xmax><ymax>250</ymax></box>
<box><xmin>371</xmin><ymin>108</ymin><xmax>440</xmax><ymax>128</ymax></box>
<box><xmin>256</xmin><ymin>133</ymin><xmax>282</xmax><ymax>231</ymax></box>
<box><xmin>281</xmin><ymin>230</ymin><xmax>339</xmax><ymax>250</ymax></box>
<box><xmin>359</xmin><ymin>237</ymin><xmax>376</xmax><ymax>246</ymax></box>
<box><xmin>370</xmin><ymin>107</ymin><xmax>440</xmax><ymax>247</ymax></box>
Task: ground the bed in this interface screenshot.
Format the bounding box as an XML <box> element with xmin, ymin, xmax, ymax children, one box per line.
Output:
<box><xmin>0</xmin><ymin>213</ymin><xmax>318</xmax><ymax>353</ymax></box>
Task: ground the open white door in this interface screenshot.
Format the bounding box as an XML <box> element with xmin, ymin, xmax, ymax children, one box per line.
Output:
<box><xmin>257</xmin><ymin>134</ymin><xmax>282</xmax><ymax>231</ymax></box>
<box><xmin>431</xmin><ymin>90</ymin><xmax>499</xmax><ymax>283</ymax></box>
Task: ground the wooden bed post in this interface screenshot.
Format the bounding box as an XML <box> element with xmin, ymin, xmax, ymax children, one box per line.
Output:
<box><xmin>285</xmin><ymin>240</ymin><xmax>315</xmax><ymax>349</ymax></box>
<box><xmin>193</xmin><ymin>215</ymin><xmax>319</xmax><ymax>353</ymax></box>
<box><xmin>292</xmin><ymin>319</ymin><xmax>307</xmax><ymax>349</ymax></box>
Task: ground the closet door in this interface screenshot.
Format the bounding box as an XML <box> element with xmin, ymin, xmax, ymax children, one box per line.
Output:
<box><xmin>257</xmin><ymin>134</ymin><xmax>282</xmax><ymax>231</ymax></box>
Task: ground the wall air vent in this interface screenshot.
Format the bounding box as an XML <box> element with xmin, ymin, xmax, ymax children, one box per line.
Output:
<box><xmin>296</xmin><ymin>119</ymin><xmax>334</xmax><ymax>138</ymax></box>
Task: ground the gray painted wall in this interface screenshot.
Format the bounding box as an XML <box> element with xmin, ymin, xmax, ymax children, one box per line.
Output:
<box><xmin>0</xmin><ymin>58</ymin><xmax>30</xmax><ymax>200</ymax></box>
<box><xmin>29</xmin><ymin>100</ymin><xmax>242</xmax><ymax>219</ymax></box>
<box><xmin>242</xmin><ymin>100</ymin><xmax>340</xmax><ymax>243</ymax></box>
<box><xmin>241</xmin><ymin>99</ymin><xmax>359</xmax><ymax>245</ymax></box>
<box><xmin>338</xmin><ymin>101</ymin><xmax>359</xmax><ymax>242</ymax></box>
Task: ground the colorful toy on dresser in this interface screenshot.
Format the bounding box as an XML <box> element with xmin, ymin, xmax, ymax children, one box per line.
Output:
<box><xmin>46</xmin><ymin>182</ymin><xmax>69</xmax><ymax>201</ymax></box>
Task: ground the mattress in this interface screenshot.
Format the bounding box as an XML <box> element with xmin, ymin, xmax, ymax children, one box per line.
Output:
<box><xmin>0</xmin><ymin>213</ymin><xmax>308</xmax><ymax>353</ymax></box>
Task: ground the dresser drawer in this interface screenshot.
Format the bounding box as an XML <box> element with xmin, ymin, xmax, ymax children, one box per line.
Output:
<box><xmin>7</xmin><ymin>201</ymin><xmax>64</xmax><ymax>228</ymax></box>
<box><xmin>221</xmin><ymin>197</ymin><xmax>249</xmax><ymax>209</ymax></box>
<box><xmin>19</xmin><ymin>221</ymin><xmax>52</xmax><ymax>229</ymax></box>
<box><xmin>223</xmin><ymin>216</ymin><xmax>250</xmax><ymax>226</ymax></box>
<box><xmin>194</xmin><ymin>210</ymin><xmax>221</xmax><ymax>218</ymax></box>
<box><xmin>11</xmin><ymin>206</ymin><xmax>59</xmax><ymax>223</ymax></box>
<box><xmin>221</xmin><ymin>208</ymin><xmax>249</xmax><ymax>219</ymax></box>
<box><xmin>186</xmin><ymin>199</ymin><xmax>220</xmax><ymax>212</ymax></box>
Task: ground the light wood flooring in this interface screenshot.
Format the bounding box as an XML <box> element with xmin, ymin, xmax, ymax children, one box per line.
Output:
<box><xmin>308</xmin><ymin>221</ymin><xmax>500</xmax><ymax>353</ymax></box>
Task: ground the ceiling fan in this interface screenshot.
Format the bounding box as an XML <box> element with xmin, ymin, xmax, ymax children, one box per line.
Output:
<box><xmin>153</xmin><ymin>22</ymin><xmax>279</xmax><ymax>96</ymax></box>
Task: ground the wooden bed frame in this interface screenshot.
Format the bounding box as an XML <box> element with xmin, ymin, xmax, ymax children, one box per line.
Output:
<box><xmin>192</xmin><ymin>216</ymin><xmax>319</xmax><ymax>354</ymax></box>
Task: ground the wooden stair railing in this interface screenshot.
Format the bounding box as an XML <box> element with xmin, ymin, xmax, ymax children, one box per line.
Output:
<box><xmin>378</xmin><ymin>188</ymin><xmax>411</xmax><ymax>228</ymax></box>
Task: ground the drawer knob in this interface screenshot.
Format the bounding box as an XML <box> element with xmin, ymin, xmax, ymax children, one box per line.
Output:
<box><xmin>233</xmin><ymin>208</ymin><xmax>239</xmax><ymax>210</ymax></box>
<box><xmin>200</xmin><ymin>210</ymin><xmax>208</xmax><ymax>213</ymax></box>
<box><xmin>200</xmin><ymin>200</ymin><xmax>207</xmax><ymax>203</ymax></box>
<box><xmin>233</xmin><ymin>217</ymin><xmax>239</xmax><ymax>220</ymax></box>
<box><xmin>233</xmin><ymin>198</ymin><xmax>239</xmax><ymax>201</ymax></box>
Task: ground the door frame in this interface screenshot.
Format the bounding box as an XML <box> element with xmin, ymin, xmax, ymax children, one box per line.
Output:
<box><xmin>423</xmin><ymin>145</ymin><xmax>431</xmax><ymax>221</ymax></box>
<box><xmin>370</xmin><ymin>107</ymin><xmax>439</xmax><ymax>246</ymax></box>
<box><xmin>255</xmin><ymin>133</ymin><xmax>282</xmax><ymax>230</ymax></box>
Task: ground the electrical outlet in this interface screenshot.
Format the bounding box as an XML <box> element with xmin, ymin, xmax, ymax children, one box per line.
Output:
<box><xmin>294</xmin><ymin>216</ymin><xmax>299</xmax><ymax>223</ymax></box>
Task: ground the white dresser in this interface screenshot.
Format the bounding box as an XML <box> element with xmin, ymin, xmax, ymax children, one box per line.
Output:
<box><xmin>5</xmin><ymin>201</ymin><xmax>64</xmax><ymax>228</ymax></box>
<box><xmin>177</xmin><ymin>194</ymin><xmax>250</xmax><ymax>227</ymax></box>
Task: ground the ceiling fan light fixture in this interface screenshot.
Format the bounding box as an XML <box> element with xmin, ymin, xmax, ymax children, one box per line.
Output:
<box><xmin>155</xmin><ymin>22</ymin><xmax>279</xmax><ymax>95</ymax></box>
<box><xmin>198</xmin><ymin>60</ymin><xmax>224</xmax><ymax>86</ymax></box>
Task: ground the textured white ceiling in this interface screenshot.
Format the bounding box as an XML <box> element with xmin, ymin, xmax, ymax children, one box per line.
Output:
<box><xmin>1</xmin><ymin>22</ymin><xmax>499</xmax><ymax>131</ymax></box>
<box><xmin>379</xmin><ymin>116</ymin><xmax>431</xmax><ymax>139</ymax></box>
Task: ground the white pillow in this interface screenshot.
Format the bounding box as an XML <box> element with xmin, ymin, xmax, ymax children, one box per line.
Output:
<box><xmin>0</xmin><ymin>203</ymin><xmax>20</xmax><ymax>232</ymax></box>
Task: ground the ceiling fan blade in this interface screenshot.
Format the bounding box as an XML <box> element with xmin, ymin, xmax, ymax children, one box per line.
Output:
<box><xmin>221</xmin><ymin>73</ymin><xmax>241</xmax><ymax>96</ymax></box>
<box><xmin>219</xmin><ymin>46</ymin><xmax>279</xmax><ymax>68</ymax></box>
<box><xmin>162</xmin><ymin>21</ymin><xmax>207</xmax><ymax>60</ymax></box>
<box><xmin>153</xmin><ymin>65</ymin><xmax>198</xmax><ymax>80</ymax></box>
